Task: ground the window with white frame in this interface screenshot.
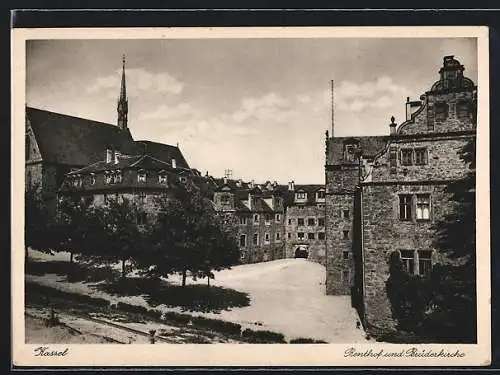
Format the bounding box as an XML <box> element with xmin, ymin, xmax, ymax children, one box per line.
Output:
<box><xmin>138</xmin><ymin>192</ymin><xmax>147</xmax><ymax>204</ymax></box>
<box><xmin>89</xmin><ymin>173</ymin><xmax>96</xmax><ymax>185</ymax></box>
<box><xmin>416</xmin><ymin>194</ymin><xmax>431</xmax><ymax>220</ymax></box>
<box><xmin>399</xmin><ymin>195</ymin><xmax>412</xmax><ymax>221</ymax></box>
<box><xmin>275</xmin><ymin>213</ymin><xmax>281</xmax><ymax>222</ymax></box>
<box><xmin>295</xmin><ymin>192</ymin><xmax>307</xmax><ymax>200</ymax></box>
<box><xmin>264</xmin><ymin>233</ymin><xmax>270</xmax><ymax>244</ymax></box>
<box><xmin>418</xmin><ymin>250</ymin><xmax>433</xmax><ymax>277</ymax></box>
<box><xmin>137</xmin><ymin>170</ymin><xmax>146</xmax><ymax>183</ymax></box>
<box><xmin>239</xmin><ymin>216</ymin><xmax>247</xmax><ymax>225</ymax></box>
<box><xmin>253</xmin><ymin>233</ymin><xmax>259</xmax><ymax>245</ymax></box>
<box><xmin>114</xmin><ymin>170</ymin><xmax>122</xmax><ymax>184</ymax></box>
<box><xmin>253</xmin><ymin>214</ymin><xmax>259</xmax><ymax>224</ymax></box>
<box><xmin>316</xmin><ymin>190</ymin><xmax>326</xmax><ymax>200</ymax></box>
<box><xmin>400</xmin><ymin>250</ymin><xmax>415</xmax><ymax>275</ymax></box>
<box><xmin>275</xmin><ymin>232</ymin><xmax>281</xmax><ymax>241</ymax></box>
<box><xmin>158</xmin><ymin>172</ymin><xmax>167</xmax><ymax>184</ymax></box>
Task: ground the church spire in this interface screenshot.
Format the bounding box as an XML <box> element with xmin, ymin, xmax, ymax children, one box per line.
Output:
<box><xmin>117</xmin><ymin>55</ymin><xmax>128</xmax><ymax>130</ymax></box>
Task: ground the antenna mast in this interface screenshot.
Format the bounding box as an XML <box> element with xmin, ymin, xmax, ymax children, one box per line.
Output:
<box><xmin>331</xmin><ymin>79</ymin><xmax>335</xmax><ymax>137</ymax></box>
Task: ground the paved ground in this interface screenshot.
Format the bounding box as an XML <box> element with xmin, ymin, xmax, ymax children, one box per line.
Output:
<box><xmin>27</xmin><ymin>250</ymin><xmax>368</xmax><ymax>343</ymax></box>
<box><xmin>182</xmin><ymin>258</ymin><xmax>368</xmax><ymax>343</ymax></box>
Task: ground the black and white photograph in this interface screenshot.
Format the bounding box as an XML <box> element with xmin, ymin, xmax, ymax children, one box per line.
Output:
<box><xmin>12</xmin><ymin>26</ymin><xmax>490</xmax><ymax>366</ymax></box>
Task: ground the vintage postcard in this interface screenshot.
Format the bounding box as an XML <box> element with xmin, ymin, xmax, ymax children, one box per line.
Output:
<box><xmin>11</xmin><ymin>26</ymin><xmax>490</xmax><ymax>366</ymax></box>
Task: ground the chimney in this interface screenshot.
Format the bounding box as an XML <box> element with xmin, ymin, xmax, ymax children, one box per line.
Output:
<box><xmin>106</xmin><ymin>149</ymin><xmax>113</xmax><ymax>164</ymax></box>
<box><xmin>114</xmin><ymin>151</ymin><xmax>121</xmax><ymax>165</ymax></box>
<box><xmin>389</xmin><ymin>116</ymin><xmax>397</xmax><ymax>136</ymax></box>
<box><xmin>288</xmin><ymin>180</ymin><xmax>295</xmax><ymax>191</ymax></box>
<box><xmin>171</xmin><ymin>158</ymin><xmax>177</xmax><ymax>169</ymax></box>
<box><xmin>247</xmin><ymin>191</ymin><xmax>252</xmax><ymax>210</ymax></box>
<box><xmin>223</xmin><ymin>176</ymin><xmax>228</xmax><ymax>184</ymax></box>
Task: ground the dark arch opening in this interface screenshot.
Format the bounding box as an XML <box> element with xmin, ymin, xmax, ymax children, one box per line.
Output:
<box><xmin>294</xmin><ymin>247</ymin><xmax>309</xmax><ymax>259</ymax></box>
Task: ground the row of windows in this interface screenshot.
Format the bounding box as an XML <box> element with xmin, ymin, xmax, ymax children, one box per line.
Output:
<box><xmin>102</xmin><ymin>192</ymin><xmax>154</xmax><ymax>204</ymax></box>
<box><xmin>295</xmin><ymin>191</ymin><xmax>325</xmax><ymax>201</ymax></box>
<box><xmin>241</xmin><ymin>214</ymin><xmax>282</xmax><ymax>225</ymax></box>
<box><xmin>288</xmin><ymin>232</ymin><xmax>326</xmax><ymax>240</ymax></box>
<box><xmin>399</xmin><ymin>194</ymin><xmax>431</xmax><ymax>221</ymax></box>
<box><xmin>239</xmin><ymin>232</ymin><xmax>283</xmax><ymax>247</ymax></box>
<box><xmin>400</xmin><ymin>148</ymin><xmax>428</xmax><ymax>166</ymax></box>
<box><xmin>70</xmin><ymin>171</ymin><xmax>169</xmax><ymax>187</ymax></box>
<box><xmin>287</xmin><ymin>217</ymin><xmax>325</xmax><ymax>226</ymax></box>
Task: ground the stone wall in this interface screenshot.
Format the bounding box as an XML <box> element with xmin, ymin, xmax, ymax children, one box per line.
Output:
<box><xmin>284</xmin><ymin>205</ymin><xmax>326</xmax><ymax>264</ymax></box>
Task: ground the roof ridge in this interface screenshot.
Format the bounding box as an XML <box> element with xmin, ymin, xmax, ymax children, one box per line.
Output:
<box><xmin>27</xmin><ymin>106</ymin><xmax>119</xmax><ymax>131</ymax></box>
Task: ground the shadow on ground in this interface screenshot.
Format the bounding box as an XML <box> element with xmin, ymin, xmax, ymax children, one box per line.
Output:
<box><xmin>95</xmin><ymin>278</ymin><xmax>251</xmax><ymax>313</ymax></box>
<box><xmin>25</xmin><ymin>260</ymin><xmax>120</xmax><ymax>282</ymax></box>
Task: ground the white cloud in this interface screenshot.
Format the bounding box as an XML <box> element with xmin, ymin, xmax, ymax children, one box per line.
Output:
<box><xmin>86</xmin><ymin>68</ymin><xmax>184</xmax><ymax>96</ymax></box>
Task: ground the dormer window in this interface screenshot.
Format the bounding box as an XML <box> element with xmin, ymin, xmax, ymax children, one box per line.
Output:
<box><xmin>72</xmin><ymin>175</ymin><xmax>82</xmax><ymax>188</ymax></box>
<box><xmin>114</xmin><ymin>170</ymin><xmax>122</xmax><ymax>184</ymax></box>
<box><xmin>89</xmin><ymin>173</ymin><xmax>96</xmax><ymax>185</ymax></box>
<box><xmin>104</xmin><ymin>171</ymin><xmax>112</xmax><ymax>185</ymax></box>
<box><xmin>344</xmin><ymin>143</ymin><xmax>357</xmax><ymax>162</ymax></box>
<box><xmin>137</xmin><ymin>170</ymin><xmax>146</xmax><ymax>183</ymax></box>
<box><xmin>158</xmin><ymin>171</ymin><xmax>167</xmax><ymax>184</ymax></box>
<box><xmin>316</xmin><ymin>190</ymin><xmax>326</xmax><ymax>201</ymax></box>
<box><xmin>179</xmin><ymin>176</ymin><xmax>187</xmax><ymax>184</ymax></box>
<box><xmin>295</xmin><ymin>192</ymin><xmax>307</xmax><ymax>202</ymax></box>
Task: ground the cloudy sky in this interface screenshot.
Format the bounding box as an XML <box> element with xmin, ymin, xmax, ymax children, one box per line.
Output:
<box><xmin>26</xmin><ymin>37</ymin><xmax>477</xmax><ymax>184</ymax></box>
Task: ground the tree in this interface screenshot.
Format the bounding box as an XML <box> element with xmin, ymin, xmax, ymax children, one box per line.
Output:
<box><xmin>146</xmin><ymin>184</ymin><xmax>239</xmax><ymax>287</ymax></box>
<box><xmin>51</xmin><ymin>195</ymin><xmax>96</xmax><ymax>264</ymax></box>
<box><xmin>24</xmin><ymin>183</ymin><xmax>54</xmax><ymax>258</ymax></box>
<box><xmin>94</xmin><ymin>196</ymin><xmax>149</xmax><ymax>279</ymax></box>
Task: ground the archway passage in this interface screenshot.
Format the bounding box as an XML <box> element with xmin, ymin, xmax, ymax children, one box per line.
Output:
<box><xmin>295</xmin><ymin>247</ymin><xmax>309</xmax><ymax>259</ymax></box>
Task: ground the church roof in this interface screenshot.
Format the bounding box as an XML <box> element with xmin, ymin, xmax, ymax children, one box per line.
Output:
<box><xmin>26</xmin><ymin>107</ymin><xmax>136</xmax><ymax>167</ymax></box>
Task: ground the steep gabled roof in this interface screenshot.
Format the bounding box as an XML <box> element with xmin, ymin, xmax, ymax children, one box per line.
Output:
<box><xmin>327</xmin><ymin>136</ymin><xmax>389</xmax><ymax>165</ymax></box>
<box><xmin>135</xmin><ymin>140</ymin><xmax>190</xmax><ymax>170</ymax></box>
<box><xmin>26</xmin><ymin>107</ymin><xmax>137</xmax><ymax>166</ymax></box>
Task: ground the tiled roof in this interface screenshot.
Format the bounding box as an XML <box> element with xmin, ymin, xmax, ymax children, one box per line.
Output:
<box><xmin>67</xmin><ymin>154</ymin><xmax>173</xmax><ymax>174</ymax></box>
<box><xmin>327</xmin><ymin>136</ymin><xmax>388</xmax><ymax>165</ymax></box>
<box><xmin>26</xmin><ymin>107</ymin><xmax>137</xmax><ymax>167</ymax></box>
<box><xmin>135</xmin><ymin>140</ymin><xmax>190</xmax><ymax>170</ymax></box>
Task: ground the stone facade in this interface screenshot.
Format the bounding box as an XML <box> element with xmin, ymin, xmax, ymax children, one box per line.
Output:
<box><xmin>325</xmin><ymin>56</ymin><xmax>477</xmax><ymax>333</ymax></box>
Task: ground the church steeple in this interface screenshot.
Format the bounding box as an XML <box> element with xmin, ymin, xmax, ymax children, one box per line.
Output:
<box><xmin>117</xmin><ymin>55</ymin><xmax>128</xmax><ymax>130</ymax></box>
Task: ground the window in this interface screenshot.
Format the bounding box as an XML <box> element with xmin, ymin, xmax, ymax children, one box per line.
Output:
<box><xmin>316</xmin><ymin>190</ymin><xmax>326</xmax><ymax>200</ymax></box>
<box><xmin>318</xmin><ymin>232</ymin><xmax>325</xmax><ymax>240</ymax></box>
<box><xmin>253</xmin><ymin>233</ymin><xmax>259</xmax><ymax>245</ymax></box>
<box><xmin>401</xmin><ymin>149</ymin><xmax>413</xmax><ymax>166</ymax></box>
<box><xmin>414</xmin><ymin>148</ymin><xmax>428</xmax><ymax>165</ymax></box>
<box><xmin>416</xmin><ymin>194</ymin><xmax>431</xmax><ymax>220</ymax></box>
<box><xmin>276</xmin><ymin>232</ymin><xmax>281</xmax><ymax>241</ymax></box>
<box><xmin>307</xmin><ymin>218</ymin><xmax>315</xmax><ymax>226</ymax></box>
<box><xmin>239</xmin><ymin>216</ymin><xmax>247</xmax><ymax>225</ymax></box>
<box><xmin>287</xmin><ymin>232</ymin><xmax>292</xmax><ymax>239</ymax></box>
<box><xmin>275</xmin><ymin>213</ymin><xmax>281</xmax><ymax>222</ymax></box>
<box><xmin>343</xmin><ymin>209</ymin><xmax>350</xmax><ymax>219</ymax></box>
<box><xmin>344</xmin><ymin>144</ymin><xmax>356</xmax><ymax>162</ymax></box>
<box><xmin>297</xmin><ymin>232</ymin><xmax>305</xmax><ymax>240</ymax></box>
<box><xmin>418</xmin><ymin>250</ymin><xmax>433</xmax><ymax>277</ymax></box>
<box><xmin>239</xmin><ymin>234</ymin><xmax>247</xmax><ymax>247</ymax></box>
<box><xmin>288</xmin><ymin>218</ymin><xmax>293</xmax><ymax>225</ymax></box>
<box><xmin>297</xmin><ymin>218</ymin><xmax>305</xmax><ymax>226</ymax></box>
<box><xmin>308</xmin><ymin>232</ymin><xmax>315</xmax><ymax>240</ymax></box>
<box><xmin>318</xmin><ymin>218</ymin><xmax>325</xmax><ymax>227</ymax></box>
<box><xmin>265</xmin><ymin>214</ymin><xmax>272</xmax><ymax>225</ymax></box>
<box><xmin>105</xmin><ymin>172</ymin><xmax>112</xmax><ymax>185</ymax></box>
<box><xmin>89</xmin><ymin>173</ymin><xmax>96</xmax><ymax>185</ymax></box>
<box><xmin>343</xmin><ymin>251</ymin><xmax>349</xmax><ymax>260</ymax></box>
<box><xmin>343</xmin><ymin>230</ymin><xmax>349</xmax><ymax>240</ymax></box>
<box><xmin>253</xmin><ymin>214</ymin><xmax>260</xmax><ymax>224</ymax></box>
<box><xmin>179</xmin><ymin>176</ymin><xmax>187</xmax><ymax>184</ymax></box>
<box><xmin>295</xmin><ymin>192</ymin><xmax>307</xmax><ymax>201</ymax></box>
<box><xmin>104</xmin><ymin>194</ymin><xmax>112</xmax><ymax>205</ymax></box>
<box><xmin>138</xmin><ymin>192</ymin><xmax>147</xmax><ymax>204</ymax></box>
<box><xmin>400</xmin><ymin>250</ymin><xmax>415</xmax><ymax>275</ymax></box>
<box><xmin>399</xmin><ymin>195</ymin><xmax>412</xmax><ymax>221</ymax></box>
<box><xmin>434</xmin><ymin>102</ymin><xmax>449</xmax><ymax>122</ymax></box>
<box><xmin>264</xmin><ymin>233</ymin><xmax>270</xmax><ymax>244</ymax></box>
<box><xmin>137</xmin><ymin>170</ymin><xmax>146</xmax><ymax>183</ymax></box>
<box><xmin>158</xmin><ymin>173</ymin><xmax>167</xmax><ymax>184</ymax></box>
<box><xmin>25</xmin><ymin>134</ymin><xmax>30</xmax><ymax>160</ymax></box>
<box><xmin>389</xmin><ymin>146</ymin><xmax>398</xmax><ymax>174</ymax></box>
<box><xmin>114</xmin><ymin>170</ymin><xmax>122</xmax><ymax>184</ymax></box>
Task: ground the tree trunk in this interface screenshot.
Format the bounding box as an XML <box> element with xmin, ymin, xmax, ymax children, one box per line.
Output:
<box><xmin>182</xmin><ymin>268</ymin><xmax>187</xmax><ymax>287</ymax></box>
<box><xmin>121</xmin><ymin>258</ymin><xmax>126</xmax><ymax>279</ymax></box>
